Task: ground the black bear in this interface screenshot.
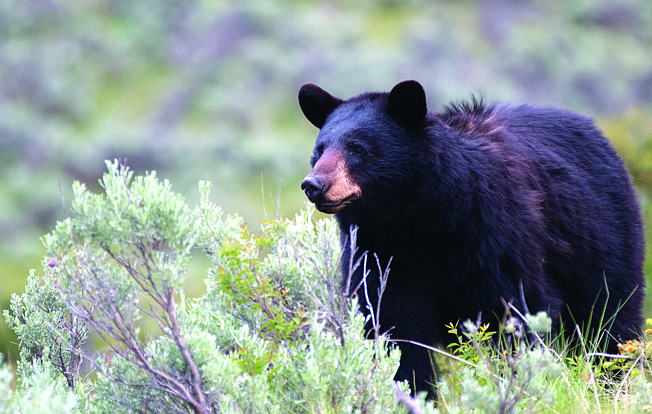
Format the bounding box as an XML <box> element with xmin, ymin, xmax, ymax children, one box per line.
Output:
<box><xmin>298</xmin><ymin>80</ymin><xmax>646</xmax><ymax>397</ymax></box>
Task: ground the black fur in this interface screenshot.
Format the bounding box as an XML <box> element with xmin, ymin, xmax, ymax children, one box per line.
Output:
<box><xmin>299</xmin><ymin>81</ymin><xmax>646</xmax><ymax>398</ymax></box>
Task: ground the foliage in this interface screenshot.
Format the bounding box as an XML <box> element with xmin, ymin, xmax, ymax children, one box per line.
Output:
<box><xmin>429</xmin><ymin>312</ymin><xmax>561</xmax><ymax>414</ymax></box>
<box><xmin>5</xmin><ymin>162</ymin><xmax>412</xmax><ymax>413</ymax></box>
<box><xmin>611</xmin><ymin>318</ymin><xmax>652</xmax><ymax>379</ymax></box>
<box><xmin>3</xmin><ymin>268</ymin><xmax>87</xmax><ymax>390</ymax></box>
<box><xmin>601</xmin><ymin>110</ymin><xmax>652</xmax><ymax>192</ymax></box>
<box><xmin>0</xmin><ymin>356</ymin><xmax>83</xmax><ymax>414</ymax></box>
<box><xmin>41</xmin><ymin>160</ymin><xmax>211</xmax><ymax>412</ymax></box>
<box><xmin>5</xmin><ymin>163</ymin><xmax>652</xmax><ymax>413</ymax></box>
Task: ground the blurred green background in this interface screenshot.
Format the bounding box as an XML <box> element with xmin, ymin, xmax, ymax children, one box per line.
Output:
<box><xmin>1</xmin><ymin>0</ymin><xmax>652</xmax><ymax>361</ymax></box>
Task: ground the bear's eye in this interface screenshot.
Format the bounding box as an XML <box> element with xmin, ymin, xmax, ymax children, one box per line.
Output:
<box><xmin>316</xmin><ymin>144</ymin><xmax>325</xmax><ymax>156</ymax></box>
<box><xmin>351</xmin><ymin>143</ymin><xmax>366</xmax><ymax>155</ymax></box>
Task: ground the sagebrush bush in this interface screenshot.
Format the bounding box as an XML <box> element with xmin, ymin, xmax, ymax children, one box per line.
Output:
<box><xmin>4</xmin><ymin>161</ymin><xmax>413</xmax><ymax>413</ymax></box>
<box><xmin>3</xmin><ymin>268</ymin><xmax>87</xmax><ymax>390</ymax></box>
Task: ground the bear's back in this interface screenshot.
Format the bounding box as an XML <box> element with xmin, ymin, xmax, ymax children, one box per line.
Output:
<box><xmin>443</xmin><ymin>101</ymin><xmax>645</xmax><ymax>345</ymax></box>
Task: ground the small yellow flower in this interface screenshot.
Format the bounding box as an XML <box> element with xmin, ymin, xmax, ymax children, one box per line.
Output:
<box><xmin>646</xmin><ymin>318</ymin><xmax>652</xmax><ymax>327</ymax></box>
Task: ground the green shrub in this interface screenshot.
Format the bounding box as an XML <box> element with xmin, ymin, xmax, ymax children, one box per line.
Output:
<box><xmin>4</xmin><ymin>268</ymin><xmax>87</xmax><ymax>390</ymax></box>
<box><xmin>5</xmin><ymin>160</ymin><xmax>413</xmax><ymax>413</ymax></box>
<box><xmin>0</xmin><ymin>355</ymin><xmax>85</xmax><ymax>414</ymax></box>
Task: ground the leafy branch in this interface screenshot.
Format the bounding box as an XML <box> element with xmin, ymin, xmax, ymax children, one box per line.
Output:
<box><xmin>42</xmin><ymin>160</ymin><xmax>211</xmax><ymax>413</ymax></box>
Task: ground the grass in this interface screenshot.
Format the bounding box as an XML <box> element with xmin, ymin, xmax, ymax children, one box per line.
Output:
<box><xmin>419</xmin><ymin>314</ymin><xmax>652</xmax><ymax>414</ymax></box>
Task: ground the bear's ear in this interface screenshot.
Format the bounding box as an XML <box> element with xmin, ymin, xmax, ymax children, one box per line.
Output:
<box><xmin>299</xmin><ymin>83</ymin><xmax>343</xmax><ymax>129</ymax></box>
<box><xmin>387</xmin><ymin>80</ymin><xmax>427</xmax><ymax>129</ymax></box>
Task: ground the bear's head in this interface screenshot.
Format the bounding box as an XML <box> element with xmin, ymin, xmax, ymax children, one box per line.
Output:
<box><xmin>299</xmin><ymin>80</ymin><xmax>429</xmax><ymax>215</ymax></box>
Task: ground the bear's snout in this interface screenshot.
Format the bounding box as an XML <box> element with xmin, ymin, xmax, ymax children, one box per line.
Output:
<box><xmin>301</xmin><ymin>149</ymin><xmax>362</xmax><ymax>214</ymax></box>
<box><xmin>301</xmin><ymin>176</ymin><xmax>325</xmax><ymax>202</ymax></box>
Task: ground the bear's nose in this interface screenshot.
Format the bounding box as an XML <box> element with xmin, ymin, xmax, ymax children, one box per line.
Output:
<box><xmin>301</xmin><ymin>176</ymin><xmax>325</xmax><ymax>201</ymax></box>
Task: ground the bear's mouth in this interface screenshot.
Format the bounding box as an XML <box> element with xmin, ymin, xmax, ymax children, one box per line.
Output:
<box><xmin>314</xmin><ymin>189</ymin><xmax>364</xmax><ymax>213</ymax></box>
<box><xmin>314</xmin><ymin>201</ymin><xmax>346</xmax><ymax>214</ymax></box>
